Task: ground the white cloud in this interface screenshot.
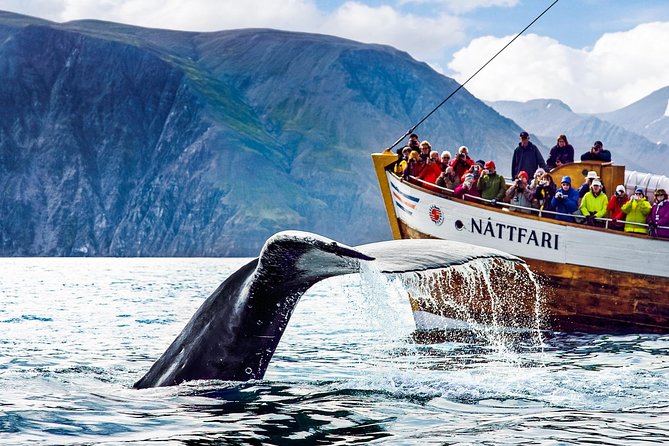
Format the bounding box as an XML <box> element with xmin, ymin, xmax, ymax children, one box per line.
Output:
<box><xmin>6</xmin><ymin>0</ymin><xmax>464</xmax><ymax>68</ymax></box>
<box><xmin>448</xmin><ymin>22</ymin><xmax>669</xmax><ymax>113</ymax></box>
<box><xmin>398</xmin><ymin>0</ymin><xmax>520</xmax><ymax>14</ymax></box>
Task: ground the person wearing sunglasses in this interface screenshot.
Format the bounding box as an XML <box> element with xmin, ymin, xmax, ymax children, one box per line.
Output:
<box><xmin>648</xmin><ymin>188</ymin><xmax>669</xmax><ymax>238</ymax></box>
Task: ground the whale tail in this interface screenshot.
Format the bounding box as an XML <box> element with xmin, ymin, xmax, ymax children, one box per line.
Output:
<box><xmin>134</xmin><ymin>231</ymin><xmax>520</xmax><ymax>388</ymax></box>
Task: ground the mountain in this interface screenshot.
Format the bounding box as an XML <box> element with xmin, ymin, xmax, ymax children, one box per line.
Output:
<box><xmin>598</xmin><ymin>86</ymin><xmax>669</xmax><ymax>146</ymax></box>
<box><xmin>0</xmin><ymin>10</ymin><xmax>525</xmax><ymax>256</ymax></box>
<box><xmin>488</xmin><ymin>98</ymin><xmax>669</xmax><ymax>173</ymax></box>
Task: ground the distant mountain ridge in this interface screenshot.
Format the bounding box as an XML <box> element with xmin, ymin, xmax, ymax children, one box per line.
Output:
<box><xmin>0</xmin><ymin>10</ymin><xmax>526</xmax><ymax>256</ymax></box>
<box><xmin>488</xmin><ymin>98</ymin><xmax>669</xmax><ymax>173</ymax></box>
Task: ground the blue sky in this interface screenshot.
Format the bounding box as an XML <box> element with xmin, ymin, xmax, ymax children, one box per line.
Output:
<box><xmin>3</xmin><ymin>0</ymin><xmax>669</xmax><ymax>112</ymax></box>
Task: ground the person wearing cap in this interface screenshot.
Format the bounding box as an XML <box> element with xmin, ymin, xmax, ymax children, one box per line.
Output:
<box><xmin>511</xmin><ymin>131</ymin><xmax>547</xmax><ymax>181</ymax></box>
<box><xmin>621</xmin><ymin>188</ymin><xmax>651</xmax><ymax>234</ymax></box>
<box><xmin>478</xmin><ymin>160</ymin><xmax>506</xmax><ymax>203</ymax></box>
<box><xmin>607</xmin><ymin>184</ymin><xmax>629</xmax><ymax>230</ymax></box>
<box><xmin>647</xmin><ymin>189</ymin><xmax>669</xmax><ymax>238</ymax></box>
<box><xmin>505</xmin><ymin>170</ymin><xmax>535</xmax><ymax>214</ymax></box>
<box><xmin>453</xmin><ymin>172</ymin><xmax>480</xmax><ymax>202</ymax></box>
<box><xmin>580</xmin><ymin>140</ymin><xmax>612</xmax><ymax>162</ymax></box>
<box><xmin>552</xmin><ymin>175</ymin><xmax>580</xmax><ymax>222</ymax></box>
<box><xmin>579</xmin><ymin>179</ymin><xmax>609</xmax><ymax>225</ymax></box>
<box><xmin>578</xmin><ymin>170</ymin><xmax>604</xmax><ymax>199</ymax></box>
<box><xmin>546</xmin><ymin>134</ymin><xmax>575</xmax><ymax>170</ymax></box>
<box><xmin>449</xmin><ymin>145</ymin><xmax>475</xmax><ymax>178</ymax></box>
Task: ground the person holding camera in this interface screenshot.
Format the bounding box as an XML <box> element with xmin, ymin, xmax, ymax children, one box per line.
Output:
<box><xmin>534</xmin><ymin>173</ymin><xmax>557</xmax><ymax>217</ymax></box>
<box><xmin>453</xmin><ymin>173</ymin><xmax>480</xmax><ymax>202</ymax></box>
<box><xmin>607</xmin><ymin>185</ymin><xmax>628</xmax><ymax>230</ymax></box>
<box><xmin>449</xmin><ymin>146</ymin><xmax>474</xmax><ymax>178</ymax></box>
<box><xmin>505</xmin><ymin>171</ymin><xmax>535</xmax><ymax>214</ymax></box>
<box><xmin>580</xmin><ymin>140</ymin><xmax>611</xmax><ymax>162</ymax></box>
<box><xmin>621</xmin><ymin>188</ymin><xmax>651</xmax><ymax>234</ymax></box>
<box><xmin>551</xmin><ymin>176</ymin><xmax>580</xmax><ymax>222</ymax></box>
<box><xmin>579</xmin><ymin>179</ymin><xmax>608</xmax><ymax>226</ymax></box>
<box><xmin>648</xmin><ymin>189</ymin><xmax>669</xmax><ymax>238</ymax></box>
<box><xmin>478</xmin><ymin>161</ymin><xmax>505</xmax><ymax>204</ymax></box>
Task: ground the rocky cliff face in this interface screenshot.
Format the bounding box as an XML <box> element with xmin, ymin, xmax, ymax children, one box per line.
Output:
<box><xmin>0</xmin><ymin>11</ymin><xmax>523</xmax><ymax>256</ymax></box>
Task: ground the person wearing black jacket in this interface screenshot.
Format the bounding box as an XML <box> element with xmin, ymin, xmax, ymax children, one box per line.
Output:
<box><xmin>580</xmin><ymin>140</ymin><xmax>611</xmax><ymax>162</ymax></box>
<box><xmin>511</xmin><ymin>131</ymin><xmax>547</xmax><ymax>180</ymax></box>
<box><xmin>546</xmin><ymin>134</ymin><xmax>574</xmax><ymax>169</ymax></box>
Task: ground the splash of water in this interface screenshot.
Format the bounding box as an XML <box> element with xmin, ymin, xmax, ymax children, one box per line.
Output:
<box><xmin>351</xmin><ymin>258</ymin><xmax>546</xmax><ymax>364</ymax></box>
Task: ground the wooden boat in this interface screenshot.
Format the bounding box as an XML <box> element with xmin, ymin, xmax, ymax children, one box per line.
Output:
<box><xmin>372</xmin><ymin>151</ymin><xmax>669</xmax><ymax>333</ymax></box>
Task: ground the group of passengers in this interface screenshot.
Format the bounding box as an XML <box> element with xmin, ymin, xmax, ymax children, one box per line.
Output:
<box><xmin>394</xmin><ymin>131</ymin><xmax>669</xmax><ymax>238</ymax></box>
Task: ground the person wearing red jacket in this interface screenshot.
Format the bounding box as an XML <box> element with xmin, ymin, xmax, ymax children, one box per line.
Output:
<box><xmin>449</xmin><ymin>146</ymin><xmax>474</xmax><ymax>178</ymax></box>
<box><xmin>607</xmin><ymin>184</ymin><xmax>628</xmax><ymax>230</ymax></box>
<box><xmin>417</xmin><ymin>151</ymin><xmax>443</xmax><ymax>187</ymax></box>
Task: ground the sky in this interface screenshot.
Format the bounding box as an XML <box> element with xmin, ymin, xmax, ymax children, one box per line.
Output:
<box><xmin>3</xmin><ymin>0</ymin><xmax>669</xmax><ymax>113</ymax></box>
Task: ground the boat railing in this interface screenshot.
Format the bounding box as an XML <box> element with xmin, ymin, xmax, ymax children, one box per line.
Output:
<box><xmin>403</xmin><ymin>174</ymin><xmax>669</xmax><ymax>234</ymax></box>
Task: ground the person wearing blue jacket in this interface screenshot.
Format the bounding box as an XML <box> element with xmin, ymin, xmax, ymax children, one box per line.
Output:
<box><xmin>551</xmin><ymin>175</ymin><xmax>580</xmax><ymax>222</ymax></box>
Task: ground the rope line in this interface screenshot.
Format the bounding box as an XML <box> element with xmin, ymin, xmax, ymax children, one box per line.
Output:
<box><xmin>387</xmin><ymin>0</ymin><xmax>561</xmax><ymax>151</ymax></box>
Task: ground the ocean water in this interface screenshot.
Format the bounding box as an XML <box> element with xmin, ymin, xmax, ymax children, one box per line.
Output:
<box><xmin>2</xmin><ymin>257</ymin><xmax>669</xmax><ymax>445</ymax></box>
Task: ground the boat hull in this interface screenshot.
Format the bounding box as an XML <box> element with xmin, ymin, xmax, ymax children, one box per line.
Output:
<box><xmin>371</xmin><ymin>155</ymin><xmax>669</xmax><ymax>334</ymax></box>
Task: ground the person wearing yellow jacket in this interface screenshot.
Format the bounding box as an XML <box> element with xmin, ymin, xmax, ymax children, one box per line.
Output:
<box><xmin>621</xmin><ymin>187</ymin><xmax>652</xmax><ymax>234</ymax></box>
<box><xmin>579</xmin><ymin>179</ymin><xmax>608</xmax><ymax>226</ymax></box>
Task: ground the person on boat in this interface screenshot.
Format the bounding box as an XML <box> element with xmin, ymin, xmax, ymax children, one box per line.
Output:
<box><xmin>551</xmin><ymin>175</ymin><xmax>580</xmax><ymax>222</ymax></box>
<box><xmin>580</xmin><ymin>140</ymin><xmax>611</xmax><ymax>162</ymax></box>
<box><xmin>402</xmin><ymin>151</ymin><xmax>425</xmax><ymax>181</ymax></box>
<box><xmin>449</xmin><ymin>146</ymin><xmax>474</xmax><ymax>178</ymax></box>
<box><xmin>534</xmin><ymin>173</ymin><xmax>557</xmax><ymax>218</ymax></box>
<box><xmin>546</xmin><ymin>134</ymin><xmax>575</xmax><ymax>170</ymax></box>
<box><xmin>440</xmin><ymin>151</ymin><xmax>451</xmax><ymax>172</ymax></box>
<box><xmin>621</xmin><ymin>188</ymin><xmax>651</xmax><ymax>234</ymax></box>
<box><xmin>511</xmin><ymin>131</ymin><xmax>547</xmax><ymax>180</ymax></box>
<box><xmin>648</xmin><ymin>189</ymin><xmax>669</xmax><ymax>238</ymax></box>
<box><xmin>453</xmin><ymin>173</ymin><xmax>480</xmax><ymax>202</ymax></box>
<box><xmin>607</xmin><ymin>185</ymin><xmax>628</xmax><ymax>230</ymax></box>
<box><xmin>394</xmin><ymin>147</ymin><xmax>411</xmax><ymax>176</ymax></box>
<box><xmin>419</xmin><ymin>140</ymin><xmax>432</xmax><ymax>162</ymax></box>
<box><xmin>461</xmin><ymin>163</ymin><xmax>483</xmax><ymax>183</ymax></box>
<box><xmin>478</xmin><ymin>161</ymin><xmax>506</xmax><ymax>204</ymax></box>
<box><xmin>578</xmin><ymin>171</ymin><xmax>600</xmax><ymax>199</ymax></box>
<box><xmin>505</xmin><ymin>171</ymin><xmax>535</xmax><ymax>214</ymax></box>
<box><xmin>417</xmin><ymin>151</ymin><xmax>443</xmax><ymax>186</ymax></box>
<box><xmin>530</xmin><ymin>168</ymin><xmax>546</xmax><ymax>190</ymax></box>
<box><xmin>579</xmin><ymin>179</ymin><xmax>608</xmax><ymax>226</ymax></box>
<box><xmin>436</xmin><ymin>165</ymin><xmax>460</xmax><ymax>190</ymax></box>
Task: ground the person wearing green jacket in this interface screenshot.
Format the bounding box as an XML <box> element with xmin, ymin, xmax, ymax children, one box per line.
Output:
<box><xmin>579</xmin><ymin>179</ymin><xmax>608</xmax><ymax>226</ymax></box>
<box><xmin>478</xmin><ymin>161</ymin><xmax>506</xmax><ymax>203</ymax></box>
<box><xmin>621</xmin><ymin>188</ymin><xmax>652</xmax><ymax>234</ymax></box>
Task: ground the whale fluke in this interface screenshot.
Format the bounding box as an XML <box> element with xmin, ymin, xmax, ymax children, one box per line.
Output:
<box><xmin>134</xmin><ymin>231</ymin><xmax>519</xmax><ymax>388</ymax></box>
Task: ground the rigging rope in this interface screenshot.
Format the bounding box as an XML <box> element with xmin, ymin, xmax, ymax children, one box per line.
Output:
<box><xmin>387</xmin><ymin>0</ymin><xmax>561</xmax><ymax>152</ymax></box>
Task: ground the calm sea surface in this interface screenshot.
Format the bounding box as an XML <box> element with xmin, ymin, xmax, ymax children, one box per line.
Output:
<box><xmin>2</xmin><ymin>258</ymin><xmax>669</xmax><ymax>445</ymax></box>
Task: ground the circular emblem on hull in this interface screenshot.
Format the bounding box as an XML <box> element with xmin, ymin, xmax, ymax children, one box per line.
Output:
<box><xmin>428</xmin><ymin>205</ymin><xmax>444</xmax><ymax>225</ymax></box>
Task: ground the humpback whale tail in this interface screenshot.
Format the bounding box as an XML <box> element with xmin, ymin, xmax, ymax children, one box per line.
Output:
<box><xmin>134</xmin><ymin>231</ymin><xmax>520</xmax><ymax>389</ymax></box>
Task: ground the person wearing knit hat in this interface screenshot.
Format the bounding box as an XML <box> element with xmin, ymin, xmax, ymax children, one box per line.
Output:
<box><xmin>505</xmin><ymin>170</ymin><xmax>535</xmax><ymax>214</ymax></box>
<box><xmin>607</xmin><ymin>184</ymin><xmax>629</xmax><ymax>230</ymax></box>
<box><xmin>648</xmin><ymin>189</ymin><xmax>669</xmax><ymax>238</ymax></box>
<box><xmin>478</xmin><ymin>160</ymin><xmax>506</xmax><ymax>203</ymax></box>
<box><xmin>552</xmin><ymin>176</ymin><xmax>580</xmax><ymax>222</ymax></box>
<box><xmin>621</xmin><ymin>187</ymin><xmax>651</xmax><ymax>234</ymax></box>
